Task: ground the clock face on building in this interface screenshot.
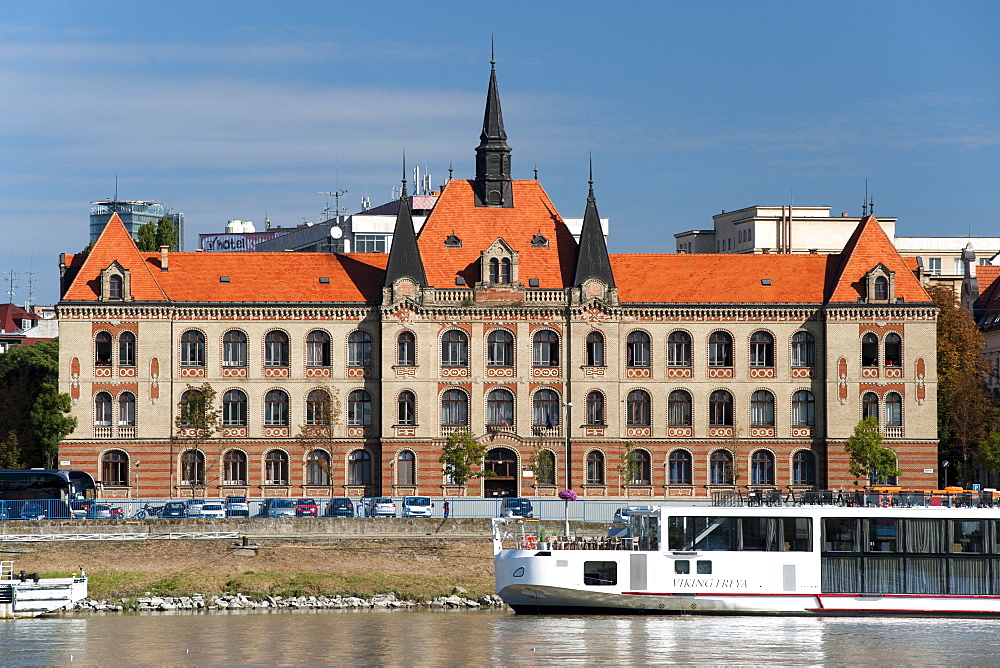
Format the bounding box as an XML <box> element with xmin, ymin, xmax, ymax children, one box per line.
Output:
<box><xmin>330</xmin><ymin>226</ymin><xmax>343</xmax><ymax>239</ymax></box>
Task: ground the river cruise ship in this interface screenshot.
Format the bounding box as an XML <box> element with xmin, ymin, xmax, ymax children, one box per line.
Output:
<box><xmin>493</xmin><ymin>495</ymin><xmax>1000</xmax><ymax>616</ymax></box>
<box><xmin>0</xmin><ymin>561</ymin><xmax>88</xmax><ymax>618</ymax></box>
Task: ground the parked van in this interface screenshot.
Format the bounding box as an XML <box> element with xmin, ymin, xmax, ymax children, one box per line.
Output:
<box><xmin>401</xmin><ymin>496</ymin><xmax>433</xmax><ymax>518</ymax></box>
<box><xmin>499</xmin><ymin>497</ymin><xmax>533</xmax><ymax>518</ymax></box>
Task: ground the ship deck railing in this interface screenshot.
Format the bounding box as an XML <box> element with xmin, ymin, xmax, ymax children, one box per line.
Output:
<box><xmin>711</xmin><ymin>488</ymin><xmax>999</xmax><ymax>509</ymax></box>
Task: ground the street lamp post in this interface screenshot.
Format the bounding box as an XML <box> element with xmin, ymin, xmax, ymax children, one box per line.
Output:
<box><xmin>563</xmin><ymin>402</ymin><xmax>573</xmax><ymax>490</ymax></box>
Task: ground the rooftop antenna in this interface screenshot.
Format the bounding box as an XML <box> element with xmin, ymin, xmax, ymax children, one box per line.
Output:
<box><xmin>401</xmin><ymin>150</ymin><xmax>408</xmax><ymax>196</ymax></box>
<box><xmin>362</xmin><ymin>188</ymin><xmax>371</xmax><ymax>212</ymax></box>
<box><xmin>113</xmin><ymin>175</ymin><xmax>119</xmax><ymax>212</ymax></box>
<box><xmin>25</xmin><ymin>255</ymin><xmax>36</xmax><ymax>310</ymax></box>
<box><xmin>5</xmin><ymin>268</ymin><xmax>17</xmax><ymax>305</ymax></box>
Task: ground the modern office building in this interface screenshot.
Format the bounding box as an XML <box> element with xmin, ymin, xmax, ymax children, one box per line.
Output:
<box><xmin>90</xmin><ymin>200</ymin><xmax>184</xmax><ymax>251</ymax></box>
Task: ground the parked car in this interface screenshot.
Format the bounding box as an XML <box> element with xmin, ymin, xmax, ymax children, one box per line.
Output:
<box><xmin>162</xmin><ymin>501</ymin><xmax>187</xmax><ymax>518</ymax></box>
<box><xmin>70</xmin><ymin>500</ymin><xmax>91</xmax><ymax>519</ymax></box>
<box><xmin>87</xmin><ymin>503</ymin><xmax>114</xmax><ymax>519</ymax></box>
<box><xmin>225</xmin><ymin>496</ymin><xmax>250</xmax><ymax>517</ymax></box>
<box><xmin>323</xmin><ymin>497</ymin><xmax>355</xmax><ymax>517</ymax></box>
<box><xmin>499</xmin><ymin>497</ymin><xmax>533</xmax><ymax>518</ymax></box>
<box><xmin>259</xmin><ymin>498</ymin><xmax>296</xmax><ymax>518</ymax></box>
<box><xmin>20</xmin><ymin>503</ymin><xmax>47</xmax><ymax>520</ymax></box>
<box><xmin>199</xmin><ymin>502</ymin><xmax>226</xmax><ymax>518</ymax></box>
<box><xmin>364</xmin><ymin>497</ymin><xmax>396</xmax><ymax>517</ymax></box>
<box><xmin>401</xmin><ymin>496</ymin><xmax>433</xmax><ymax>518</ymax></box>
<box><xmin>295</xmin><ymin>498</ymin><xmax>319</xmax><ymax>517</ymax></box>
<box><xmin>185</xmin><ymin>499</ymin><xmax>206</xmax><ymax>517</ymax></box>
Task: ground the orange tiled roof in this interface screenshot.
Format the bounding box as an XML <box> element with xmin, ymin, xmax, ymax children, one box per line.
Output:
<box><xmin>62</xmin><ymin>214</ymin><xmax>168</xmax><ymax>302</ymax></box>
<box><xmin>976</xmin><ymin>266</ymin><xmax>1000</xmax><ymax>324</ymax></box>
<box><xmin>416</xmin><ymin>179</ymin><xmax>578</xmax><ymax>288</ymax></box>
<box><xmin>827</xmin><ymin>215</ymin><xmax>931</xmax><ymax>303</ymax></box>
<box><xmin>611</xmin><ymin>253</ymin><xmax>837</xmax><ymax>304</ymax></box>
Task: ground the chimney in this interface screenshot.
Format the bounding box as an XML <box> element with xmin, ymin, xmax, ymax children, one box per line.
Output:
<box><xmin>159</xmin><ymin>245</ymin><xmax>169</xmax><ymax>271</ymax></box>
<box><xmin>841</xmin><ymin>212</ymin><xmax>849</xmax><ymax>217</ymax></box>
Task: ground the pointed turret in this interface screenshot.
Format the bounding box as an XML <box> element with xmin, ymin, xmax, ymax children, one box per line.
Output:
<box><xmin>383</xmin><ymin>176</ymin><xmax>427</xmax><ymax>287</ymax></box>
<box><xmin>474</xmin><ymin>52</ymin><xmax>513</xmax><ymax>208</ymax></box>
<box><xmin>572</xmin><ymin>164</ymin><xmax>615</xmax><ymax>288</ymax></box>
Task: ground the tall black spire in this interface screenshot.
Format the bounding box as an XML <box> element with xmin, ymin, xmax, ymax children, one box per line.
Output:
<box><xmin>384</xmin><ymin>155</ymin><xmax>427</xmax><ymax>287</ymax></box>
<box><xmin>474</xmin><ymin>45</ymin><xmax>513</xmax><ymax>208</ymax></box>
<box><xmin>572</xmin><ymin>158</ymin><xmax>615</xmax><ymax>288</ymax></box>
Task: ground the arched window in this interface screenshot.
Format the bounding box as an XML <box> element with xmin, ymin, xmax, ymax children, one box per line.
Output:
<box><xmin>668</xmin><ymin>331</ymin><xmax>691</xmax><ymax>367</ymax></box>
<box><xmin>791</xmin><ymin>390</ymin><xmax>815</xmax><ymax>426</ymax></box>
<box><xmin>348</xmin><ymin>450</ymin><xmax>372</xmax><ymax>485</ymax></box>
<box><xmin>264</xmin><ymin>330</ymin><xmax>289</xmax><ymax>367</ymax></box>
<box><xmin>347</xmin><ymin>389</ymin><xmax>372</xmax><ymax>426</ymax></box>
<box><xmin>306</xmin><ymin>330</ymin><xmax>331</xmax><ymax>367</ymax></box>
<box><xmin>489</xmin><ymin>257</ymin><xmax>500</xmax><ymax>283</ymax></box>
<box><xmin>397</xmin><ymin>390</ymin><xmax>415</xmax><ymax>425</ymax></box>
<box><xmin>95</xmin><ymin>332</ymin><xmax>112</xmax><ymax>366</ymax></box>
<box><xmin>118</xmin><ymin>331</ymin><xmax>136</xmax><ymax>367</ymax></box>
<box><xmin>102</xmin><ymin>450</ymin><xmax>128</xmax><ymax>486</ymax></box>
<box><xmin>222</xmin><ymin>389</ymin><xmax>247</xmax><ymax>426</ymax></box>
<box><xmin>749</xmin><ymin>331</ymin><xmax>774</xmax><ymax>367</ymax></box>
<box><xmin>487</xmin><ymin>330</ymin><xmax>514</xmax><ymax>366</ymax></box>
<box><xmin>751</xmin><ymin>450</ymin><xmax>775</xmax><ymax>486</ymax></box>
<box><xmin>180</xmin><ymin>330</ymin><xmax>205</xmax><ymax>366</ymax></box>
<box><xmin>265</xmin><ymin>450</ymin><xmax>289</xmax><ymax>485</ymax></box>
<box><xmin>884</xmin><ymin>333</ymin><xmax>902</xmax><ymax>367</ymax></box>
<box><xmin>668</xmin><ymin>390</ymin><xmax>692</xmax><ymax>427</ymax></box>
<box><xmin>533</xmin><ymin>389</ymin><xmax>560</xmax><ymax>428</ymax></box>
<box><xmin>874</xmin><ymin>276</ymin><xmax>889</xmax><ymax>300</ymax></box>
<box><xmin>94</xmin><ymin>391</ymin><xmax>112</xmax><ymax>426</ymax></box>
<box><xmin>586</xmin><ymin>332</ymin><xmax>605</xmax><ymax>366</ymax></box>
<box><xmin>500</xmin><ymin>257</ymin><xmax>511</xmax><ymax>283</ymax></box>
<box><xmin>791</xmin><ymin>331</ymin><xmax>815</xmax><ymax>368</ymax></box>
<box><xmin>397</xmin><ymin>331</ymin><xmax>415</xmax><ymax>366</ymax></box>
<box><xmin>532</xmin><ymin>330</ymin><xmax>559</xmax><ymax>367</ymax></box>
<box><xmin>708</xmin><ymin>331</ymin><xmax>733</xmax><ymax>367</ymax></box>
<box><xmin>626</xmin><ymin>389</ymin><xmax>651</xmax><ymax>426</ymax></box>
<box><xmin>264</xmin><ymin>389</ymin><xmax>289</xmax><ymax>426</ymax></box>
<box><xmin>587</xmin><ymin>451</ymin><xmax>605</xmax><ymax>485</ymax></box>
<box><xmin>441</xmin><ymin>389</ymin><xmax>468</xmax><ymax>426</ymax></box>
<box><xmin>626</xmin><ymin>331</ymin><xmax>650</xmax><ymax>367</ymax></box>
<box><xmin>178</xmin><ymin>389</ymin><xmax>204</xmax><ymax>427</ymax></box>
<box><xmin>223</xmin><ymin>330</ymin><xmax>247</xmax><ymax>367</ymax></box>
<box><xmin>885</xmin><ymin>392</ymin><xmax>903</xmax><ymax>426</ymax></box>
<box><xmin>535</xmin><ymin>450</ymin><xmax>556</xmax><ymax>485</ymax></box>
<box><xmin>710</xmin><ymin>450</ymin><xmax>733</xmax><ymax>485</ymax></box>
<box><xmin>441</xmin><ymin>330</ymin><xmax>468</xmax><ymax>367</ymax></box>
<box><xmin>307</xmin><ymin>450</ymin><xmax>331</xmax><ymax>485</ymax></box>
<box><xmin>347</xmin><ymin>330</ymin><xmax>372</xmax><ymax>367</ymax></box>
<box><xmin>750</xmin><ymin>390</ymin><xmax>775</xmax><ymax>427</ymax></box>
<box><xmin>118</xmin><ymin>392</ymin><xmax>136</xmax><ymax>427</ymax></box>
<box><xmin>862</xmin><ymin>392</ymin><xmax>880</xmax><ymax>422</ymax></box>
<box><xmin>108</xmin><ymin>274</ymin><xmax>123</xmax><ymax>300</ymax></box>
<box><xmin>306</xmin><ymin>389</ymin><xmax>330</xmax><ymax>426</ymax></box>
<box><xmin>487</xmin><ymin>388</ymin><xmax>515</xmax><ymax>428</ymax></box>
<box><xmin>223</xmin><ymin>450</ymin><xmax>247</xmax><ymax>485</ymax></box>
<box><xmin>397</xmin><ymin>451</ymin><xmax>415</xmax><ymax>486</ymax></box>
<box><xmin>861</xmin><ymin>333</ymin><xmax>879</xmax><ymax>367</ymax></box>
<box><xmin>709</xmin><ymin>390</ymin><xmax>733</xmax><ymax>426</ymax></box>
<box><xmin>628</xmin><ymin>450</ymin><xmax>651</xmax><ymax>485</ymax></box>
<box><xmin>180</xmin><ymin>449</ymin><xmax>205</xmax><ymax>486</ymax></box>
<box><xmin>792</xmin><ymin>451</ymin><xmax>816</xmax><ymax>486</ymax></box>
<box><xmin>669</xmin><ymin>450</ymin><xmax>692</xmax><ymax>485</ymax></box>
<box><xmin>586</xmin><ymin>391</ymin><xmax>605</xmax><ymax>425</ymax></box>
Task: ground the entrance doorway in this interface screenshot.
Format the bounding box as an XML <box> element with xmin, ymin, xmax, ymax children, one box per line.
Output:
<box><xmin>484</xmin><ymin>447</ymin><xmax>518</xmax><ymax>497</ymax></box>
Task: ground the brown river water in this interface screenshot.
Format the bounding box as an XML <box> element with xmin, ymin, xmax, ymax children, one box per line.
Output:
<box><xmin>3</xmin><ymin>609</ymin><xmax>1000</xmax><ymax>665</ymax></box>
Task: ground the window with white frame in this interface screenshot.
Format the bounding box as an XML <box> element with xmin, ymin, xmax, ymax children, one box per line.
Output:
<box><xmin>354</xmin><ymin>234</ymin><xmax>388</xmax><ymax>253</ymax></box>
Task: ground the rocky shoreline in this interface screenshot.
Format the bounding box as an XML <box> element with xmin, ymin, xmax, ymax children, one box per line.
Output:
<box><xmin>73</xmin><ymin>588</ymin><xmax>508</xmax><ymax>613</ymax></box>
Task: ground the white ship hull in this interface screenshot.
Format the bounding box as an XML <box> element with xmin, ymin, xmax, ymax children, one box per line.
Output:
<box><xmin>0</xmin><ymin>574</ymin><xmax>88</xmax><ymax>619</ymax></box>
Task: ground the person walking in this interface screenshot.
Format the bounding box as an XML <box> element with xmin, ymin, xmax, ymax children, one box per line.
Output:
<box><xmin>443</xmin><ymin>500</ymin><xmax>450</xmax><ymax>518</ymax></box>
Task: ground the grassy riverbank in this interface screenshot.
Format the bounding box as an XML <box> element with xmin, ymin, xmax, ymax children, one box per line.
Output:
<box><xmin>0</xmin><ymin>537</ymin><xmax>496</xmax><ymax>602</ymax></box>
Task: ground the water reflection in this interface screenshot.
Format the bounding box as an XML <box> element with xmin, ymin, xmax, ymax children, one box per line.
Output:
<box><xmin>3</xmin><ymin>611</ymin><xmax>1000</xmax><ymax>666</ymax></box>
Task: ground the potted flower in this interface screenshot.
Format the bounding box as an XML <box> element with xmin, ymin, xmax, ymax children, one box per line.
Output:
<box><xmin>559</xmin><ymin>488</ymin><xmax>577</xmax><ymax>538</ymax></box>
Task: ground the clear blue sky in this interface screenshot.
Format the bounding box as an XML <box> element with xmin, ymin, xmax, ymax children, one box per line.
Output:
<box><xmin>3</xmin><ymin>1</ymin><xmax>998</xmax><ymax>305</ymax></box>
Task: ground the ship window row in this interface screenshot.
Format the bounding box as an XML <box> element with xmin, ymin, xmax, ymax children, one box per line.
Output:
<box><xmin>178</xmin><ymin>329</ymin><xmax>374</xmax><ymax>368</ymax></box>
<box><xmin>861</xmin><ymin>332</ymin><xmax>903</xmax><ymax>367</ymax></box>
<box><xmin>93</xmin><ymin>330</ymin><xmax>136</xmax><ymax>366</ymax></box>
<box><xmin>822</xmin><ymin>556</ymin><xmax>1000</xmax><ymax>595</ymax></box>
<box><xmin>608</xmin><ymin>330</ymin><xmax>817</xmax><ymax>369</ymax></box>
<box><xmin>823</xmin><ymin>518</ymin><xmax>1000</xmax><ymax>555</ymax></box>
<box><xmin>666</xmin><ymin>516</ymin><xmax>813</xmax><ymax>552</ymax></box>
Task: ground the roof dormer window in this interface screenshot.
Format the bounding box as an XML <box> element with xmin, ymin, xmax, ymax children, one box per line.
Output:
<box><xmin>445</xmin><ymin>232</ymin><xmax>462</xmax><ymax>248</ymax></box>
<box><xmin>864</xmin><ymin>264</ymin><xmax>894</xmax><ymax>304</ymax></box>
<box><xmin>480</xmin><ymin>238</ymin><xmax>519</xmax><ymax>286</ymax></box>
<box><xmin>99</xmin><ymin>262</ymin><xmax>132</xmax><ymax>302</ymax></box>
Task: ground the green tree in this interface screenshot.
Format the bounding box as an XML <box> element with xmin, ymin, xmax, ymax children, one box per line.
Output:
<box><xmin>175</xmin><ymin>383</ymin><xmax>220</xmax><ymax>495</ymax></box>
<box><xmin>529</xmin><ymin>436</ymin><xmax>556</xmax><ymax>487</ymax></box>
<box><xmin>845</xmin><ymin>417</ymin><xmax>901</xmax><ymax>485</ymax></box>
<box><xmin>0</xmin><ymin>340</ymin><xmax>77</xmax><ymax>468</ymax></box>
<box><xmin>618</xmin><ymin>441</ymin><xmax>640</xmax><ymax>497</ymax></box>
<box><xmin>137</xmin><ymin>216</ymin><xmax>179</xmax><ymax>251</ymax></box>
<box><xmin>0</xmin><ymin>431</ymin><xmax>24</xmax><ymax>469</ymax></box>
<box><xmin>294</xmin><ymin>387</ymin><xmax>342</xmax><ymax>492</ymax></box>
<box><xmin>929</xmin><ymin>285</ymin><xmax>1000</xmax><ymax>485</ymax></box>
<box><xmin>439</xmin><ymin>429</ymin><xmax>490</xmax><ymax>488</ymax></box>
